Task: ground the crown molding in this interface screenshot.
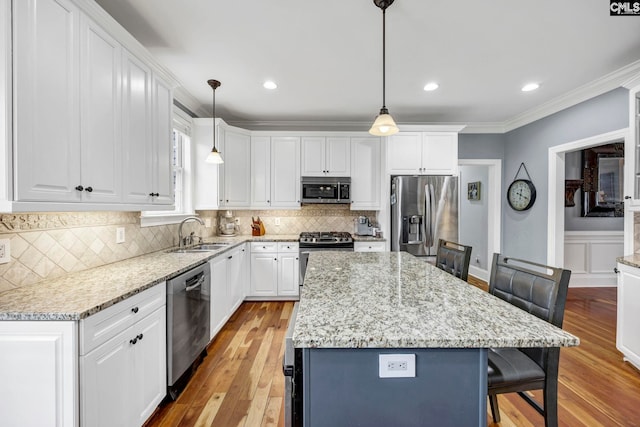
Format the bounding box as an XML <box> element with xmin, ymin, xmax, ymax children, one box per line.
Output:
<box><xmin>503</xmin><ymin>59</ymin><xmax>640</xmax><ymax>133</ymax></box>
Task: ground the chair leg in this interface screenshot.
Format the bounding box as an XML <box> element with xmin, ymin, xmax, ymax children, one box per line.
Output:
<box><xmin>489</xmin><ymin>394</ymin><xmax>501</xmax><ymax>423</ymax></box>
<box><xmin>543</xmin><ymin>382</ymin><xmax>559</xmax><ymax>427</ymax></box>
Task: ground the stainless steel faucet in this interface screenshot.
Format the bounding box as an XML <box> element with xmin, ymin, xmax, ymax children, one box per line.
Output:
<box><xmin>178</xmin><ymin>216</ymin><xmax>205</xmax><ymax>248</ymax></box>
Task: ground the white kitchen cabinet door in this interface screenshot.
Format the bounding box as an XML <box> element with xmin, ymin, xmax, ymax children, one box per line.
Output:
<box><xmin>354</xmin><ymin>241</ymin><xmax>386</xmax><ymax>252</ymax></box>
<box><xmin>209</xmin><ymin>254</ymin><xmax>229</xmax><ymax>340</ymax></box>
<box><xmin>271</xmin><ymin>136</ymin><xmax>301</xmax><ymax>208</ymax></box>
<box><xmin>220</xmin><ymin>128</ymin><xmax>251</xmax><ymax>208</ymax></box>
<box><xmin>132</xmin><ymin>307</ymin><xmax>167</xmax><ymax>425</ymax></box>
<box><xmin>227</xmin><ymin>247</ymin><xmax>245</xmax><ymax>312</ymax></box>
<box><xmin>277</xmin><ymin>252</ymin><xmax>300</xmax><ymax>296</ymax></box>
<box><xmin>350</xmin><ymin>137</ymin><xmax>381</xmax><ymax>210</ymax></box>
<box><xmin>121</xmin><ymin>49</ymin><xmax>153</xmax><ymax>204</ymax></box>
<box><xmin>81</xmin><ymin>324</ymin><xmax>134</xmax><ymax>427</ymax></box>
<box><xmin>250</xmin><ymin>252</ymin><xmax>278</xmax><ymax>297</ymax></box>
<box><xmin>14</xmin><ymin>0</ymin><xmax>82</xmax><ymax>202</ymax></box>
<box><xmin>616</xmin><ymin>263</ymin><xmax>640</xmax><ymax>370</ymax></box>
<box><xmin>192</xmin><ymin>120</ymin><xmax>220</xmax><ymax>210</ymax></box>
<box><xmin>0</xmin><ymin>321</ymin><xmax>78</xmax><ymax>427</ymax></box>
<box><xmin>79</xmin><ymin>15</ymin><xmax>122</xmax><ymax>203</ymax></box>
<box><xmin>387</xmin><ymin>133</ymin><xmax>422</xmax><ymax>174</ymax></box>
<box><xmin>421</xmin><ymin>133</ymin><xmax>458</xmax><ymax>175</ymax></box>
<box><xmin>326</xmin><ymin>137</ymin><xmax>350</xmax><ymax>176</ymax></box>
<box><xmin>251</xmin><ymin>136</ymin><xmax>272</xmax><ymax>207</ymax></box>
<box><xmin>150</xmin><ymin>74</ymin><xmax>174</xmax><ymax>205</ymax></box>
<box><xmin>301</xmin><ymin>137</ymin><xmax>326</xmax><ymax>176</ymax></box>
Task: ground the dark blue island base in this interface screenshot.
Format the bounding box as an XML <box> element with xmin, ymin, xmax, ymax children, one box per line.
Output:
<box><xmin>303</xmin><ymin>348</ymin><xmax>488</xmax><ymax>427</ymax></box>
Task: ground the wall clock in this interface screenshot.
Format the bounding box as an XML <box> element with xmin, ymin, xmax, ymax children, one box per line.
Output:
<box><xmin>507</xmin><ymin>163</ymin><xmax>536</xmax><ymax>211</ymax></box>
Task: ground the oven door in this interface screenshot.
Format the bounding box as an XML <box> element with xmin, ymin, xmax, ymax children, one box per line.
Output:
<box><xmin>299</xmin><ymin>246</ymin><xmax>354</xmax><ymax>285</ymax></box>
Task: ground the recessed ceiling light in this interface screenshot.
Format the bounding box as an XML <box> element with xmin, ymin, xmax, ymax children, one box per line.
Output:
<box><xmin>423</xmin><ymin>82</ymin><xmax>439</xmax><ymax>91</ymax></box>
<box><xmin>263</xmin><ymin>81</ymin><xmax>277</xmax><ymax>90</ymax></box>
<box><xmin>521</xmin><ymin>83</ymin><xmax>540</xmax><ymax>92</ymax></box>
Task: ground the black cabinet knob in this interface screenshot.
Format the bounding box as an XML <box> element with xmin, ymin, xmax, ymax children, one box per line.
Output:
<box><xmin>85</xmin><ymin>186</ymin><xmax>93</xmax><ymax>193</ymax></box>
<box><xmin>131</xmin><ymin>307</ymin><xmax>139</xmax><ymax>314</ymax></box>
<box><xmin>614</xmin><ymin>267</ymin><xmax>619</xmax><ymax>274</ymax></box>
<box><xmin>75</xmin><ymin>185</ymin><xmax>84</xmax><ymax>191</ymax></box>
<box><xmin>137</xmin><ymin>333</ymin><xmax>143</xmax><ymax>341</ymax></box>
<box><xmin>228</xmin><ymin>255</ymin><xmax>233</xmax><ymax>259</ymax></box>
<box><xmin>130</xmin><ymin>337</ymin><xmax>138</xmax><ymax>345</ymax></box>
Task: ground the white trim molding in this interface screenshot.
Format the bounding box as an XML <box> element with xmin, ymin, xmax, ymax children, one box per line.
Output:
<box><xmin>547</xmin><ymin>128</ymin><xmax>629</xmax><ymax>267</ymax></box>
<box><xmin>564</xmin><ymin>231</ymin><xmax>623</xmax><ymax>287</ymax></box>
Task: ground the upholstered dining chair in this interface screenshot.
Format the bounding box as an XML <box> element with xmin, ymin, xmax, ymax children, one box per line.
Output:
<box><xmin>434</xmin><ymin>239</ymin><xmax>472</xmax><ymax>281</ymax></box>
<box><xmin>487</xmin><ymin>253</ymin><xmax>571</xmax><ymax>427</ymax></box>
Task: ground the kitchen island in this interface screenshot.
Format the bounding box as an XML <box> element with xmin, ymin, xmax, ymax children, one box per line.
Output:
<box><xmin>292</xmin><ymin>251</ymin><xmax>579</xmax><ymax>427</ymax></box>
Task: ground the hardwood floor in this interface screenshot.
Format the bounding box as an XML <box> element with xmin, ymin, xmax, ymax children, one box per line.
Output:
<box><xmin>145</xmin><ymin>286</ymin><xmax>640</xmax><ymax>427</ymax></box>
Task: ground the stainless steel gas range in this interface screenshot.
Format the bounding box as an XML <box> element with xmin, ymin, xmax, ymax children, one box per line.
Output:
<box><xmin>298</xmin><ymin>231</ymin><xmax>354</xmax><ymax>285</ymax></box>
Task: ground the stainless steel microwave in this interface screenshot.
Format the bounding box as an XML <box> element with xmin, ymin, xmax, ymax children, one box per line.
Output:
<box><xmin>301</xmin><ymin>177</ymin><xmax>351</xmax><ymax>204</ymax></box>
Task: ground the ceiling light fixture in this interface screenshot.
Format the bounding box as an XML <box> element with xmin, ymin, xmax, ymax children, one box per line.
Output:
<box><xmin>205</xmin><ymin>79</ymin><xmax>224</xmax><ymax>164</ymax></box>
<box><xmin>369</xmin><ymin>0</ymin><xmax>399</xmax><ymax>137</ymax></box>
<box><xmin>263</xmin><ymin>80</ymin><xmax>277</xmax><ymax>90</ymax></box>
<box><xmin>521</xmin><ymin>83</ymin><xmax>540</xmax><ymax>92</ymax></box>
<box><xmin>423</xmin><ymin>82</ymin><xmax>439</xmax><ymax>91</ymax></box>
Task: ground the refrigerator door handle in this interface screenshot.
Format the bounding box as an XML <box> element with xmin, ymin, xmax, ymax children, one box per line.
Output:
<box><xmin>425</xmin><ymin>183</ymin><xmax>434</xmax><ymax>248</ymax></box>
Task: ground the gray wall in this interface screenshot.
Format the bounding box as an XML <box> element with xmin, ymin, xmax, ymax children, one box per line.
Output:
<box><xmin>503</xmin><ymin>87</ymin><xmax>629</xmax><ymax>263</ymax></box>
<box><xmin>459</xmin><ymin>165</ymin><xmax>489</xmax><ymax>271</ymax></box>
<box><xmin>564</xmin><ymin>150</ymin><xmax>624</xmax><ymax>231</ymax></box>
<box><xmin>459</xmin><ymin>133</ymin><xmax>505</xmax><ymax>160</ymax></box>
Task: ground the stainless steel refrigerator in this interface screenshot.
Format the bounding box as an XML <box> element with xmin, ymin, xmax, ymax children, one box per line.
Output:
<box><xmin>390</xmin><ymin>175</ymin><xmax>459</xmax><ymax>257</ymax></box>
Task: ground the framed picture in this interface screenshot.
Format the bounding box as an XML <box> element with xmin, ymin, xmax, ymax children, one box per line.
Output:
<box><xmin>467</xmin><ymin>181</ymin><xmax>481</xmax><ymax>201</ymax></box>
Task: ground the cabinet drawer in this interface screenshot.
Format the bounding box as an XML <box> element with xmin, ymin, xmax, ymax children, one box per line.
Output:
<box><xmin>80</xmin><ymin>282</ymin><xmax>166</xmax><ymax>355</ymax></box>
<box><xmin>251</xmin><ymin>242</ymin><xmax>278</xmax><ymax>252</ymax></box>
<box><xmin>354</xmin><ymin>241</ymin><xmax>386</xmax><ymax>252</ymax></box>
<box><xmin>277</xmin><ymin>242</ymin><xmax>299</xmax><ymax>253</ymax></box>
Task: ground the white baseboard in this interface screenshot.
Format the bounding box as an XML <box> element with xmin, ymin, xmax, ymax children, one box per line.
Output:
<box><xmin>469</xmin><ymin>265</ymin><xmax>489</xmax><ymax>282</ymax></box>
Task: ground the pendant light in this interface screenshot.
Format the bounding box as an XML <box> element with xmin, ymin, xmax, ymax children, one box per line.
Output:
<box><xmin>205</xmin><ymin>79</ymin><xmax>224</xmax><ymax>164</ymax></box>
<box><xmin>369</xmin><ymin>0</ymin><xmax>399</xmax><ymax>136</ymax></box>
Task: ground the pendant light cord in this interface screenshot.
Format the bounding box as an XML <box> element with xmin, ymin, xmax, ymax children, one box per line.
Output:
<box><xmin>382</xmin><ymin>7</ymin><xmax>386</xmax><ymax>110</ymax></box>
<box><xmin>212</xmin><ymin>87</ymin><xmax>216</xmax><ymax>149</ymax></box>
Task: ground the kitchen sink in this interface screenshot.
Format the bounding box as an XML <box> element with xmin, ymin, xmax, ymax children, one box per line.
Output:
<box><xmin>167</xmin><ymin>243</ymin><xmax>231</xmax><ymax>253</ymax></box>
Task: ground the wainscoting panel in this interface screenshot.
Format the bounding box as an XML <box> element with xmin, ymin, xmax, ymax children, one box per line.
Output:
<box><xmin>564</xmin><ymin>231</ymin><xmax>623</xmax><ymax>287</ymax></box>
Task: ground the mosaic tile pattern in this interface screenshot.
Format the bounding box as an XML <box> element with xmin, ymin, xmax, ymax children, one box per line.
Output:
<box><xmin>0</xmin><ymin>206</ymin><xmax>374</xmax><ymax>292</ymax></box>
<box><xmin>293</xmin><ymin>251</ymin><xmax>580</xmax><ymax>349</ymax></box>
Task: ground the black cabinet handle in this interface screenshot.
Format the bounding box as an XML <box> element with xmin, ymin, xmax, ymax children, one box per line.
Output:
<box><xmin>85</xmin><ymin>186</ymin><xmax>93</xmax><ymax>193</ymax></box>
<box><xmin>75</xmin><ymin>185</ymin><xmax>84</xmax><ymax>191</ymax></box>
<box><xmin>267</xmin><ymin>200</ymin><xmax>270</xmax><ymax>203</ymax></box>
<box><xmin>149</xmin><ymin>192</ymin><xmax>160</xmax><ymax>197</ymax></box>
<box><xmin>614</xmin><ymin>267</ymin><xmax>619</xmax><ymax>274</ymax></box>
<box><xmin>137</xmin><ymin>333</ymin><xmax>143</xmax><ymax>341</ymax></box>
<box><xmin>131</xmin><ymin>307</ymin><xmax>139</xmax><ymax>314</ymax></box>
<box><xmin>625</xmin><ymin>196</ymin><xmax>631</xmax><ymax>200</ymax></box>
<box><xmin>130</xmin><ymin>337</ymin><xmax>138</xmax><ymax>345</ymax></box>
<box><xmin>228</xmin><ymin>255</ymin><xmax>233</xmax><ymax>259</ymax></box>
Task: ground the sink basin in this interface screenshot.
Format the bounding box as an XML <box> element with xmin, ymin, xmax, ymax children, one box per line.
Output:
<box><xmin>167</xmin><ymin>243</ymin><xmax>231</xmax><ymax>253</ymax></box>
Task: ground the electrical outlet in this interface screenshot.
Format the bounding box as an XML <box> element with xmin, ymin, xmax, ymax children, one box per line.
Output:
<box><xmin>379</xmin><ymin>354</ymin><xmax>415</xmax><ymax>378</ymax></box>
<box><xmin>0</xmin><ymin>238</ymin><xmax>10</xmax><ymax>264</ymax></box>
<box><xmin>275</xmin><ymin>217</ymin><xmax>281</xmax><ymax>226</ymax></box>
<box><xmin>116</xmin><ymin>227</ymin><xmax>125</xmax><ymax>244</ymax></box>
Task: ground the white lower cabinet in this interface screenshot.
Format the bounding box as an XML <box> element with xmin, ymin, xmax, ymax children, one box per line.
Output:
<box><xmin>80</xmin><ymin>282</ymin><xmax>166</xmax><ymax>427</ymax></box>
<box><xmin>249</xmin><ymin>242</ymin><xmax>299</xmax><ymax>299</ymax></box>
<box><xmin>209</xmin><ymin>244</ymin><xmax>248</xmax><ymax>340</ymax></box>
<box><xmin>616</xmin><ymin>263</ymin><xmax>640</xmax><ymax>370</ymax></box>
<box><xmin>354</xmin><ymin>241</ymin><xmax>386</xmax><ymax>252</ymax></box>
<box><xmin>0</xmin><ymin>321</ymin><xmax>78</xmax><ymax>427</ymax></box>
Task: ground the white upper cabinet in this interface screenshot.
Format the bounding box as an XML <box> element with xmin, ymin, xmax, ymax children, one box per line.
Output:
<box><xmin>80</xmin><ymin>15</ymin><xmax>122</xmax><ymax>203</ymax></box>
<box><xmin>350</xmin><ymin>137</ymin><xmax>381</xmax><ymax>210</ymax></box>
<box><xmin>271</xmin><ymin>136</ymin><xmax>300</xmax><ymax>208</ymax></box>
<box><xmin>192</xmin><ymin>119</ymin><xmax>220</xmax><ymax>210</ymax></box>
<box><xmin>250</xmin><ymin>135</ymin><xmax>300</xmax><ymax>209</ymax></box>
<box><xmin>219</xmin><ymin>125</ymin><xmax>251</xmax><ymax>208</ymax></box>
<box><xmin>121</xmin><ymin>50</ymin><xmax>153</xmax><ymax>204</ymax></box>
<box><xmin>5</xmin><ymin>0</ymin><xmax>178</xmax><ymax>212</ymax></box>
<box><xmin>625</xmin><ymin>84</ymin><xmax>640</xmax><ymax>208</ymax></box>
<box><xmin>301</xmin><ymin>136</ymin><xmax>350</xmax><ymax>176</ymax></box>
<box><xmin>250</xmin><ymin>136</ymin><xmax>271</xmax><ymax>208</ymax></box>
<box><xmin>13</xmin><ymin>0</ymin><xmax>82</xmax><ymax>202</ymax></box>
<box><xmin>388</xmin><ymin>132</ymin><xmax>458</xmax><ymax>175</ymax></box>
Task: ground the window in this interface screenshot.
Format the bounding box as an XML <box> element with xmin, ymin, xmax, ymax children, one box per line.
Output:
<box><xmin>141</xmin><ymin>108</ymin><xmax>195</xmax><ymax>226</ymax></box>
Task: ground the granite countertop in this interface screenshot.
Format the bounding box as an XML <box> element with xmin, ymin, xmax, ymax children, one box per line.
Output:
<box><xmin>617</xmin><ymin>254</ymin><xmax>640</xmax><ymax>269</ymax></box>
<box><xmin>292</xmin><ymin>251</ymin><xmax>580</xmax><ymax>349</ymax></box>
<box><xmin>0</xmin><ymin>234</ymin><xmax>299</xmax><ymax>321</ymax></box>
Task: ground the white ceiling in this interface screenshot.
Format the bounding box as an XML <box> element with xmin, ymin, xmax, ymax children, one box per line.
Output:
<box><xmin>95</xmin><ymin>0</ymin><xmax>640</xmax><ymax>132</ymax></box>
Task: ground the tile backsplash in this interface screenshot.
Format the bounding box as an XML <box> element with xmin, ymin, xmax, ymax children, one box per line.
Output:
<box><xmin>0</xmin><ymin>205</ymin><xmax>376</xmax><ymax>292</ymax></box>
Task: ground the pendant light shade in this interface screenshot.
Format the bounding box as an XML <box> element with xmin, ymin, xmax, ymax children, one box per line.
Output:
<box><xmin>205</xmin><ymin>79</ymin><xmax>224</xmax><ymax>164</ymax></box>
<box><xmin>369</xmin><ymin>0</ymin><xmax>399</xmax><ymax>136</ymax></box>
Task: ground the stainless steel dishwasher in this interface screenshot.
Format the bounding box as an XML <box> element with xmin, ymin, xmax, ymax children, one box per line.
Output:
<box><xmin>166</xmin><ymin>262</ymin><xmax>211</xmax><ymax>399</ymax></box>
